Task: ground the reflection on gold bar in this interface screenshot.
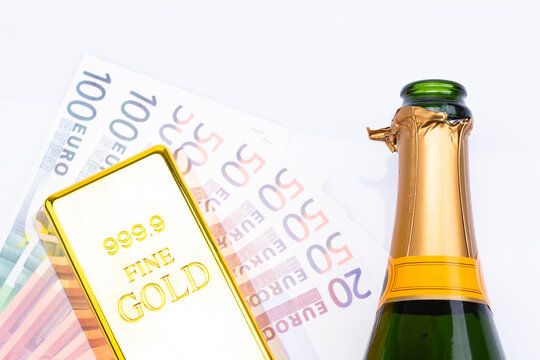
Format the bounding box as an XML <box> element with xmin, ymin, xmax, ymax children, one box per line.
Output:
<box><xmin>44</xmin><ymin>146</ymin><xmax>273</xmax><ymax>359</ymax></box>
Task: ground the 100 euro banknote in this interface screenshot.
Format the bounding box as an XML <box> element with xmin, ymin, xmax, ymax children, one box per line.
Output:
<box><xmin>0</xmin><ymin>55</ymin><xmax>289</xmax><ymax>313</ymax></box>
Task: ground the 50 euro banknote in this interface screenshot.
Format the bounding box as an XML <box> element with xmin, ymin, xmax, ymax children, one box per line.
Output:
<box><xmin>157</xmin><ymin>125</ymin><xmax>388</xmax><ymax>359</ymax></box>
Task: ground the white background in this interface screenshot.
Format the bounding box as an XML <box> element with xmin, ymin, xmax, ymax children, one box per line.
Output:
<box><xmin>1</xmin><ymin>0</ymin><xmax>538</xmax><ymax>358</ymax></box>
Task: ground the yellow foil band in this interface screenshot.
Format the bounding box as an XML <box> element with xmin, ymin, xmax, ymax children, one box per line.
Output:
<box><xmin>378</xmin><ymin>255</ymin><xmax>490</xmax><ymax>309</ymax></box>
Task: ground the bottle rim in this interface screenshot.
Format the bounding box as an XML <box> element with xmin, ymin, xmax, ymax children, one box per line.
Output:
<box><xmin>400</xmin><ymin>79</ymin><xmax>467</xmax><ymax>101</ymax></box>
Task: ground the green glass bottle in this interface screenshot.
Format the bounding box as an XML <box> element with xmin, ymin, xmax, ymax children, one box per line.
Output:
<box><xmin>365</xmin><ymin>80</ymin><xmax>505</xmax><ymax>359</ymax></box>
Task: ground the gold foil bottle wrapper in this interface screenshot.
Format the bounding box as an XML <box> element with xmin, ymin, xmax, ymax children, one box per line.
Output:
<box><xmin>368</xmin><ymin>106</ymin><xmax>489</xmax><ymax>307</ymax></box>
<box><xmin>43</xmin><ymin>146</ymin><xmax>274</xmax><ymax>359</ymax></box>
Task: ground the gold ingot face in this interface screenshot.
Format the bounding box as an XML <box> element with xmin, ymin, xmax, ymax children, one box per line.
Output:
<box><xmin>45</xmin><ymin>146</ymin><xmax>273</xmax><ymax>360</ymax></box>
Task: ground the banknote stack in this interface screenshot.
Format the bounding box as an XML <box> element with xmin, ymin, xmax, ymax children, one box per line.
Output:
<box><xmin>0</xmin><ymin>56</ymin><xmax>387</xmax><ymax>359</ymax></box>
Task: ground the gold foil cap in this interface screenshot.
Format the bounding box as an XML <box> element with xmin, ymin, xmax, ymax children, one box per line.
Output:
<box><xmin>368</xmin><ymin>106</ymin><xmax>477</xmax><ymax>260</ymax></box>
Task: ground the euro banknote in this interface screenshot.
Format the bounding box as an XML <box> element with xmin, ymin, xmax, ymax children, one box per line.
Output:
<box><xmin>0</xmin><ymin>55</ymin><xmax>290</xmax><ymax>313</ymax></box>
<box><xmin>0</xmin><ymin>55</ymin><xmax>387</xmax><ymax>359</ymax></box>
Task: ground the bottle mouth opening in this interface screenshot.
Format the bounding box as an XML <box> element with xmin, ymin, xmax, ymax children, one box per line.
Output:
<box><xmin>399</xmin><ymin>79</ymin><xmax>472</xmax><ymax>120</ymax></box>
<box><xmin>400</xmin><ymin>79</ymin><xmax>467</xmax><ymax>101</ymax></box>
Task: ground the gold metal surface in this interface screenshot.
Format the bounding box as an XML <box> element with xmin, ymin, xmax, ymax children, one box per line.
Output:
<box><xmin>368</xmin><ymin>106</ymin><xmax>478</xmax><ymax>259</ymax></box>
<box><xmin>44</xmin><ymin>146</ymin><xmax>273</xmax><ymax>360</ymax></box>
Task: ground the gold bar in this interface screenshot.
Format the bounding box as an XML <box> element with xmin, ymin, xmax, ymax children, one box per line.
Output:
<box><xmin>44</xmin><ymin>146</ymin><xmax>273</xmax><ymax>359</ymax></box>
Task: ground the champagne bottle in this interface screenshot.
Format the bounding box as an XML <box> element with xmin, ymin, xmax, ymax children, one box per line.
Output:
<box><xmin>364</xmin><ymin>80</ymin><xmax>505</xmax><ymax>359</ymax></box>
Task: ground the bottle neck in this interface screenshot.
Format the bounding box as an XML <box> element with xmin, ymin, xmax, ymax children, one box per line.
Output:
<box><xmin>368</xmin><ymin>104</ymin><xmax>489</xmax><ymax>307</ymax></box>
<box><xmin>389</xmin><ymin>106</ymin><xmax>477</xmax><ymax>259</ymax></box>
